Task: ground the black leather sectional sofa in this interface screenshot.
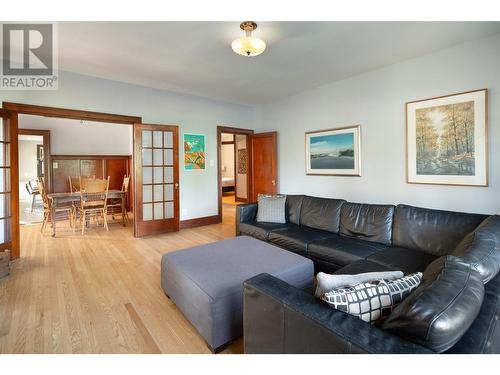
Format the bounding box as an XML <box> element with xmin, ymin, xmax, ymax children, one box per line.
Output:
<box><xmin>236</xmin><ymin>195</ymin><xmax>500</xmax><ymax>354</ymax></box>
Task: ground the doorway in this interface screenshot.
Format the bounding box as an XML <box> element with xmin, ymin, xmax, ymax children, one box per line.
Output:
<box><xmin>217</xmin><ymin>126</ymin><xmax>253</xmax><ymax>221</ymax></box>
<box><xmin>217</xmin><ymin>126</ymin><xmax>279</xmax><ymax>222</ymax></box>
<box><xmin>18</xmin><ymin>129</ymin><xmax>50</xmax><ymax>224</ymax></box>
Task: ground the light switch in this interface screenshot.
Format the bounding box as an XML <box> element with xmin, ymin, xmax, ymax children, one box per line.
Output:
<box><xmin>209</xmin><ymin>159</ymin><xmax>215</xmax><ymax>167</ymax></box>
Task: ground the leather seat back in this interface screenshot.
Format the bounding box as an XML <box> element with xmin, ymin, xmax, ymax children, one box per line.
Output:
<box><xmin>299</xmin><ymin>196</ymin><xmax>345</xmax><ymax>233</ymax></box>
<box><xmin>382</xmin><ymin>255</ymin><xmax>485</xmax><ymax>353</ymax></box>
<box><xmin>452</xmin><ymin>215</ymin><xmax>500</xmax><ymax>284</ymax></box>
<box><xmin>392</xmin><ymin>204</ymin><xmax>487</xmax><ymax>256</ymax></box>
<box><xmin>339</xmin><ymin>202</ymin><xmax>395</xmax><ymax>245</ymax></box>
<box><xmin>285</xmin><ymin>195</ymin><xmax>305</xmax><ymax>225</ymax></box>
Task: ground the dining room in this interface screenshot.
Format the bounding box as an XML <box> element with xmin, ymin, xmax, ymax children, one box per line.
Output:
<box><xmin>17</xmin><ymin>112</ymin><xmax>134</xmax><ymax>237</ymax></box>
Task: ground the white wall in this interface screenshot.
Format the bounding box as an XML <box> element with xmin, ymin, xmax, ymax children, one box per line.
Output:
<box><xmin>19</xmin><ymin>115</ymin><xmax>132</xmax><ymax>155</ymax></box>
<box><xmin>221</xmin><ymin>144</ymin><xmax>235</xmax><ymax>179</ymax></box>
<box><xmin>255</xmin><ymin>33</ymin><xmax>500</xmax><ymax>214</ymax></box>
<box><xmin>18</xmin><ymin>139</ymin><xmax>41</xmax><ymax>200</ymax></box>
<box><xmin>1</xmin><ymin>71</ymin><xmax>255</xmax><ymax>220</ymax></box>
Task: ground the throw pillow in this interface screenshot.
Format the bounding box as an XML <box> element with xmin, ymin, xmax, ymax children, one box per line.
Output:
<box><xmin>320</xmin><ymin>273</ymin><xmax>422</xmax><ymax>324</ymax></box>
<box><xmin>256</xmin><ymin>194</ymin><xmax>286</xmax><ymax>223</ymax></box>
<box><xmin>314</xmin><ymin>270</ymin><xmax>404</xmax><ymax>297</ymax></box>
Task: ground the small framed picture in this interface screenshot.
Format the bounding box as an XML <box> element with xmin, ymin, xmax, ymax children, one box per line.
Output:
<box><xmin>183</xmin><ymin>133</ymin><xmax>206</xmax><ymax>170</ymax></box>
<box><xmin>305</xmin><ymin>125</ymin><xmax>361</xmax><ymax>176</ymax></box>
<box><xmin>406</xmin><ymin>89</ymin><xmax>487</xmax><ymax>186</ymax></box>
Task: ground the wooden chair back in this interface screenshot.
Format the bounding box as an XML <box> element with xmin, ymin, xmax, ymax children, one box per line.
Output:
<box><xmin>68</xmin><ymin>176</ymin><xmax>80</xmax><ymax>192</ymax></box>
<box><xmin>80</xmin><ymin>176</ymin><xmax>110</xmax><ymax>208</ymax></box>
<box><xmin>122</xmin><ymin>175</ymin><xmax>131</xmax><ymax>193</ymax></box>
<box><xmin>37</xmin><ymin>179</ymin><xmax>50</xmax><ymax>209</ymax></box>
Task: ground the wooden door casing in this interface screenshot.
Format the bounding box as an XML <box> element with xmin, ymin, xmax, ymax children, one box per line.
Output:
<box><xmin>252</xmin><ymin>132</ymin><xmax>278</xmax><ymax>201</ymax></box>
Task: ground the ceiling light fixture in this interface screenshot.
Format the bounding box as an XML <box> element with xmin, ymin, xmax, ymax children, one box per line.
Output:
<box><xmin>231</xmin><ymin>21</ymin><xmax>266</xmax><ymax>57</ymax></box>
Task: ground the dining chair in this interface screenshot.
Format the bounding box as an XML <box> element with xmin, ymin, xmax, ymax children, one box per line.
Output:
<box><xmin>25</xmin><ymin>180</ymin><xmax>40</xmax><ymax>212</ymax></box>
<box><xmin>68</xmin><ymin>176</ymin><xmax>80</xmax><ymax>193</ymax></box>
<box><xmin>79</xmin><ymin>176</ymin><xmax>110</xmax><ymax>235</ymax></box>
<box><xmin>107</xmin><ymin>174</ymin><xmax>131</xmax><ymax>225</ymax></box>
<box><xmin>38</xmin><ymin>179</ymin><xmax>75</xmax><ymax>233</ymax></box>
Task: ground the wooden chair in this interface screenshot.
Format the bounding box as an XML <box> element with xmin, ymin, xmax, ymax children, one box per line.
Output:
<box><xmin>79</xmin><ymin>176</ymin><xmax>110</xmax><ymax>235</ymax></box>
<box><xmin>107</xmin><ymin>175</ymin><xmax>131</xmax><ymax>225</ymax></box>
<box><xmin>25</xmin><ymin>180</ymin><xmax>40</xmax><ymax>212</ymax></box>
<box><xmin>38</xmin><ymin>179</ymin><xmax>75</xmax><ymax>233</ymax></box>
<box><xmin>68</xmin><ymin>176</ymin><xmax>80</xmax><ymax>193</ymax></box>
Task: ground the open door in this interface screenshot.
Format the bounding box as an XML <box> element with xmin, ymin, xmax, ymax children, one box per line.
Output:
<box><xmin>0</xmin><ymin>109</ymin><xmax>19</xmax><ymax>259</ymax></box>
<box><xmin>133</xmin><ymin>123</ymin><xmax>179</xmax><ymax>237</ymax></box>
<box><xmin>251</xmin><ymin>132</ymin><xmax>278</xmax><ymax>201</ymax></box>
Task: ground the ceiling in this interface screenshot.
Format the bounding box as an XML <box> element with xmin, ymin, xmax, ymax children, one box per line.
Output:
<box><xmin>59</xmin><ymin>22</ymin><xmax>500</xmax><ymax>106</ymax></box>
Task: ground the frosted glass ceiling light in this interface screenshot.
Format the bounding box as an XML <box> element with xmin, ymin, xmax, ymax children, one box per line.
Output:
<box><xmin>231</xmin><ymin>21</ymin><xmax>266</xmax><ymax>57</ymax></box>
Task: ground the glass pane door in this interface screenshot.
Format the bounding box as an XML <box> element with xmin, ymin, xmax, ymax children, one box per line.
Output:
<box><xmin>134</xmin><ymin>123</ymin><xmax>179</xmax><ymax>237</ymax></box>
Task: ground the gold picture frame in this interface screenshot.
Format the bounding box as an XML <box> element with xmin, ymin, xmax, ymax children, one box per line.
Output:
<box><xmin>406</xmin><ymin>89</ymin><xmax>488</xmax><ymax>186</ymax></box>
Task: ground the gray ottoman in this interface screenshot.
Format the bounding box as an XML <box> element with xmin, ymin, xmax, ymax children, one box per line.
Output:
<box><xmin>161</xmin><ymin>236</ymin><xmax>314</xmax><ymax>352</ymax></box>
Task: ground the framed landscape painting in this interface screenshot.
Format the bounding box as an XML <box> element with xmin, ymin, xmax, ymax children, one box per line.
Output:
<box><xmin>184</xmin><ymin>133</ymin><xmax>206</xmax><ymax>170</ymax></box>
<box><xmin>406</xmin><ymin>89</ymin><xmax>487</xmax><ymax>186</ymax></box>
<box><xmin>305</xmin><ymin>125</ymin><xmax>361</xmax><ymax>176</ymax></box>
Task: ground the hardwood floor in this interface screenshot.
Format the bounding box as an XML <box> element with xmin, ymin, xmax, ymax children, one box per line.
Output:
<box><xmin>0</xmin><ymin>203</ymin><xmax>243</xmax><ymax>354</ymax></box>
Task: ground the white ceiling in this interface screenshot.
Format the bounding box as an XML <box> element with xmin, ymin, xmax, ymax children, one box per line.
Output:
<box><xmin>59</xmin><ymin>22</ymin><xmax>500</xmax><ymax>106</ymax></box>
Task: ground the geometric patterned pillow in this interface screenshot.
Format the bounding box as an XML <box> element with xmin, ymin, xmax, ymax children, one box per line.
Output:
<box><xmin>320</xmin><ymin>273</ymin><xmax>422</xmax><ymax>324</ymax></box>
<box><xmin>256</xmin><ymin>194</ymin><xmax>287</xmax><ymax>223</ymax></box>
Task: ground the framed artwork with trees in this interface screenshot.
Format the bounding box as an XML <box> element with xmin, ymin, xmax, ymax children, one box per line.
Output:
<box><xmin>406</xmin><ymin>89</ymin><xmax>487</xmax><ymax>186</ymax></box>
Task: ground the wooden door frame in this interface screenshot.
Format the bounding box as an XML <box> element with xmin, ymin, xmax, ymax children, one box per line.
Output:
<box><xmin>217</xmin><ymin>126</ymin><xmax>254</xmax><ymax>221</ymax></box>
<box><xmin>1</xmin><ymin>102</ymin><xmax>141</xmax><ymax>259</ymax></box>
<box><xmin>133</xmin><ymin>123</ymin><xmax>180</xmax><ymax>237</ymax></box>
<box><xmin>18</xmin><ymin>128</ymin><xmax>51</xmax><ymax>192</ymax></box>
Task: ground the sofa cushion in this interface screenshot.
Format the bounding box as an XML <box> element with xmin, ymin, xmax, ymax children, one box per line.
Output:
<box><xmin>367</xmin><ymin>247</ymin><xmax>437</xmax><ymax>274</ymax></box>
<box><xmin>299</xmin><ymin>196</ymin><xmax>345</xmax><ymax>233</ymax></box>
<box><xmin>309</xmin><ymin>236</ymin><xmax>387</xmax><ymax>267</ymax></box>
<box><xmin>452</xmin><ymin>215</ymin><xmax>500</xmax><ymax>284</ymax></box>
<box><xmin>382</xmin><ymin>256</ymin><xmax>485</xmax><ymax>353</ymax></box>
<box><xmin>285</xmin><ymin>195</ymin><xmax>305</xmax><ymax>225</ymax></box>
<box><xmin>339</xmin><ymin>202</ymin><xmax>395</xmax><ymax>246</ymax></box>
<box><xmin>239</xmin><ymin>222</ymin><xmax>296</xmax><ymax>241</ymax></box>
<box><xmin>269</xmin><ymin>227</ymin><xmax>337</xmax><ymax>256</ymax></box>
<box><xmin>392</xmin><ymin>204</ymin><xmax>487</xmax><ymax>256</ymax></box>
<box><xmin>334</xmin><ymin>260</ymin><xmax>398</xmax><ymax>275</ymax></box>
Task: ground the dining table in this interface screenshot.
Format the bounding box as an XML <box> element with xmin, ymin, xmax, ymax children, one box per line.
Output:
<box><xmin>47</xmin><ymin>190</ymin><xmax>127</xmax><ymax>237</ymax></box>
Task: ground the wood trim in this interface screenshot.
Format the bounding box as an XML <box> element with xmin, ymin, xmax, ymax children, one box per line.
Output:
<box><xmin>180</xmin><ymin>215</ymin><xmax>221</xmax><ymax>229</ymax></box>
<box><xmin>217</xmin><ymin>126</ymin><xmax>254</xmax><ymax>222</ymax></box>
<box><xmin>51</xmin><ymin>154</ymin><xmax>131</xmax><ymax>160</ymax></box>
<box><xmin>19</xmin><ymin>128</ymin><xmax>51</xmax><ymax>192</ymax></box>
<box><xmin>10</xmin><ymin>114</ymin><xmax>20</xmax><ymax>260</ymax></box>
<box><xmin>3</xmin><ymin>102</ymin><xmax>141</xmax><ymax>124</ymax></box>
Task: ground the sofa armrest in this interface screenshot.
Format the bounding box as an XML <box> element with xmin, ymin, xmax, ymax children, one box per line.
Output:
<box><xmin>236</xmin><ymin>203</ymin><xmax>258</xmax><ymax>235</ymax></box>
<box><xmin>244</xmin><ymin>273</ymin><xmax>434</xmax><ymax>354</ymax></box>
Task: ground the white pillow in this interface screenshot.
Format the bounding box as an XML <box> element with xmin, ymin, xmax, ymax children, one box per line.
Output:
<box><xmin>315</xmin><ymin>271</ymin><xmax>404</xmax><ymax>297</ymax></box>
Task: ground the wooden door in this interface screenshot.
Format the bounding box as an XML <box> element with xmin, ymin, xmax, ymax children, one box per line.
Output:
<box><xmin>252</xmin><ymin>132</ymin><xmax>278</xmax><ymax>201</ymax></box>
<box><xmin>0</xmin><ymin>109</ymin><xmax>19</xmax><ymax>259</ymax></box>
<box><xmin>133</xmin><ymin>123</ymin><xmax>179</xmax><ymax>237</ymax></box>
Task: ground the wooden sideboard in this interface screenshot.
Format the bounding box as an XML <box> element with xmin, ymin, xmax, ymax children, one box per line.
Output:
<box><xmin>51</xmin><ymin>155</ymin><xmax>132</xmax><ymax>210</ymax></box>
